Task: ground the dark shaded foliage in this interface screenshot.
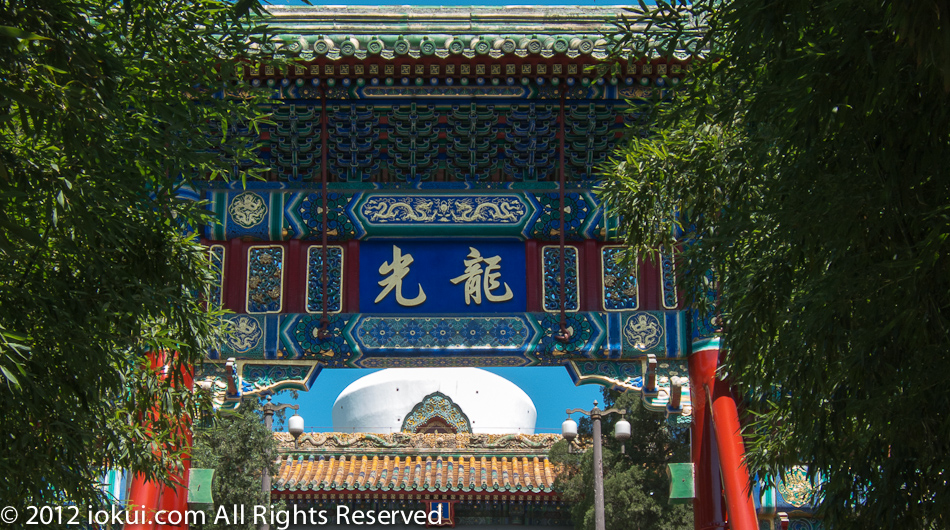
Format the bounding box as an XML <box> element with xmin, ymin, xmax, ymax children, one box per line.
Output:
<box><xmin>600</xmin><ymin>2</ymin><xmax>950</xmax><ymax>528</ymax></box>
<box><xmin>0</xmin><ymin>0</ymin><xmax>270</xmax><ymax>510</ymax></box>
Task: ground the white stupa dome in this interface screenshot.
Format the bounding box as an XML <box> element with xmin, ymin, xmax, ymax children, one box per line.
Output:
<box><xmin>332</xmin><ymin>368</ymin><xmax>536</xmax><ymax>434</ymax></box>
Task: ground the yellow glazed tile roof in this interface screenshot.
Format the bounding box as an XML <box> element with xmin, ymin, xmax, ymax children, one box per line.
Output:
<box><xmin>273</xmin><ymin>454</ymin><xmax>559</xmax><ymax>494</ymax></box>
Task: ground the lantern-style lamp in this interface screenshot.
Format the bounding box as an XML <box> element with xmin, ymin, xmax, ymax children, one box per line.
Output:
<box><xmin>289</xmin><ymin>413</ymin><xmax>305</xmax><ymax>447</ymax></box>
<box><xmin>614</xmin><ymin>416</ymin><xmax>631</xmax><ymax>441</ymax></box>
<box><xmin>561</xmin><ymin>417</ymin><xmax>578</xmax><ymax>441</ymax></box>
<box><xmin>614</xmin><ymin>414</ymin><xmax>631</xmax><ymax>453</ymax></box>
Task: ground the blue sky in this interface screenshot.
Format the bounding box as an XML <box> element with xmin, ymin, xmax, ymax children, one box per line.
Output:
<box><xmin>277</xmin><ymin>366</ymin><xmax>604</xmax><ymax>434</ymax></box>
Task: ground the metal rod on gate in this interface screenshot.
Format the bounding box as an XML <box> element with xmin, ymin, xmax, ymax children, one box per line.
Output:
<box><xmin>318</xmin><ymin>88</ymin><xmax>330</xmax><ymax>337</ymax></box>
<box><xmin>555</xmin><ymin>90</ymin><xmax>570</xmax><ymax>342</ymax></box>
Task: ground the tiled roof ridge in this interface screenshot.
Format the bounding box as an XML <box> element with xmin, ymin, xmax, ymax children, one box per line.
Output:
<box><xmin>240</xmin><ymin>6</ymin><xmax>701</xmax><ymax>61</ymax></box>
<box><xmin>263</xmin><ymin>5</ymin><xmax>626</xmax><ymax>29</ymax></box>
<box><xmin>275</xmin><ymin>431</ymin><xmax>563</xmax><ymax>455</ymax></box>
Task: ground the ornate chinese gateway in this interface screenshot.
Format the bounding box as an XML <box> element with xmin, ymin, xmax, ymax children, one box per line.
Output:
<box><xmin>197</xmin><ymin>5</ymin><xmax>695</xmax><ymax>420</ymax></box>
<box><xmin>180</xmin><ymin>7</ymin><xmax>816</xmax><ymax>530</ymax></box>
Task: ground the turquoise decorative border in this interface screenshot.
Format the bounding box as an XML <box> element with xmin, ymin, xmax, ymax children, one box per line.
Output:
<box><xmin>205</xmin><ymin>190</ymin><xmax>607</xmax><ymax>242</ymax></box>
<box><xmin>212</xmin><ymin>310</ymin><xmax>692</xmax><ymax>365</ymax></box>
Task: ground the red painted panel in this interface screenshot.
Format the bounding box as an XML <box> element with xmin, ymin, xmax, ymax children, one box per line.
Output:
<box><xmin>227</xmin><ymin>238</ymin><xmax>245</xmax><ymax>313</ymax></box>
<box><xmin>639</xmin><ymin>256</ymin><xmax>659</xmax><ymax>310</ymax></box>
<box><xmin>582</xmin><ymin>240</ymin><xmax>600</xmax><ymax>312</ymax></box>
<box><xmin>286</xmin><ymin>240</ymin><xmax>303</xmax><ymax>313</ymax></box>
<box><xmin>525</xmin><ymin>240</ymin><xmax>541</xmax><ymax>312</ymax></box>
<box><xmin>345</xmin><ymin>240</ymin><xmax>360</xmax><ymax>313</ymax></box>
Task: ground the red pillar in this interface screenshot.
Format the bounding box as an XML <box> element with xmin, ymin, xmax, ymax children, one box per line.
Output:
<box><xmin>706</xmin><ymin>414</ymin><xmax>725</xmax><ymax>526</ymax></box>
<box><xmin>124</xmin><ymin>479</ymin><xmax>163</xmax><ymax>529</ymax></box>
<box><xmin>157</xmin><ymin>359</ymin><xmax>194</xmax><ymax>529</ymax></box>
<box><xmin>126</xmin><ymin>352</ymin><xmax>167</xmax><ymax>530</ymax></box>
<box><xmin>710</xmin><ymin>376</ymin><xmax>758</xmax><ymax>530</ymax></box>
<box><xmin>689</xmin><ymin>343</ymin><xmax>722</xmax><ymax>530</ymax></box>
<box><xmin>689</xmin><ymin>339</ymin><xmax>758</xmax><ymax>530</ymax></box>
<box><xmin>125</xmin><ymin>352</ymin><xmax>194</xmax><ymax>530</ymax></box>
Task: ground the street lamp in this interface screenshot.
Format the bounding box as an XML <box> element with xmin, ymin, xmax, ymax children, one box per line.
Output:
<box><xmin>562</xmin><ymin>400</ymin><xmax>630</xmax><ymax>530</ymax></box>
<box><xmin>261</xmin><ymin>395</ymin><xmax>304</xmax><ymax>530</ymax></box>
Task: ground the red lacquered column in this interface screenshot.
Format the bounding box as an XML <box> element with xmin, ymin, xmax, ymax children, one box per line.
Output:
<box><xmin>689</xmin><ymin>343</ymin><xmax>721</xmax><ymax>530</ymax></box>
<box><xmin>156</xmin><ymin>357</ymin><xmax>194</xmax><ymax>529</ymax></box>
<box><xmin>710</xmin><ymin>376</ymin><xmax>758</xmax><ymax>530</ymax></box>
<box><xmin>125</xmin><ymin>352</ymin><xmax>194</xmax><ymax>530</ymax></box>
<box><xmin>690</xmin><ymin>339</ymin><xmax>758</xmax><ymax>530</ymax></box>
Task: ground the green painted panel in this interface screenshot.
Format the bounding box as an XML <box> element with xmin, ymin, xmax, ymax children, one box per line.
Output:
<box><xmin>667</xmin><ymin>463</ymin><xmax>694</xmax><ymax>504</ymax></box>
<box><xmin>188</xmin><ymin>468</ymin><xmax>215</xmax><ymax>505</ymax></box>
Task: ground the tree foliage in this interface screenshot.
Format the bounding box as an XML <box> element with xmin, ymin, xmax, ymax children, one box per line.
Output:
<box><xmin>192</xmin><ymin>398</ymin><xmax>286</xmax><ymax>530</ymax></box>
<box><xmin>599</xmin><ymin>1</ymin><xmax>950</xmax><ymax>528</ymax></box>
<box><xmin>550</xmin><ymin>389</ymin><xmax>692</xmax><ymax>530</ymax></box>
<box><xmin>0</xmin><ymin>0</ymin><xmax>270</xmax><ymax>509</ymax></box>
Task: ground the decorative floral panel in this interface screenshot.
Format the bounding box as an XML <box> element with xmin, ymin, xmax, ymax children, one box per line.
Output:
<box><xmin>247</xmin><ymin>245</ymin><xmax>284</xmax><ymax>313</ymax></box>
<box><xmin>601</xmin><ymin>246</ymin><xmax>638</xmax><ymax>310</ymax></box>
<box><xmin>661</xmin><ymin>248</ymin><xmax>678</xmax><ymax>309</ymax></box>
<box><xmin>208</xmin><ymin>245</ymin><xmax>225</xmax><ymax>310</ymax></box>
<box><xmin>290</xmin><ymin>192</ymin><xmax>361</xmax><ymax>240</ymax></box>
<box><xmin>541</xmin><ymin>246</ymin><xmax>579</xmax><ymax>312</ymax></box>
<box><xmin>221</xmin><ymin>314</ymin><xmax>266</xmax><ymax>358</ymax></box>
<box><xmin>306</xmin><ymin>245</ymin><xmax>343</xmax><ymax>314</ymax></box>
<box><xmin>622</xmin><ymin>312</ymin><xmax>665</xmax><ymax>353</ymax></box>
<box><xmin>528</xmin><ymin>193</ymin><xmax>593</xmax><ymax>241</ymax></box>
<box><xmin>356</xmin><ymin>316</ymin><xmax>530</xmax><ymax>350</ymax></box>
<box><xmin>401</xmin><ymin>392</ymin><xmax>472</xmax><ymax>434</ymax></box>
<box><xmin>778</xmin><ymin>467</ymin><xmax>818</xmax><ymax>508</ymax></box>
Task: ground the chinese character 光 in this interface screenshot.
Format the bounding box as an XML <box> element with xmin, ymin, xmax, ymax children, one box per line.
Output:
<box><xmin>449</xmin><ymin>247</ymin><xmax>513</xmax><ymax>305</ymax></box>
<box><xmin>375</xmin><ymin>245</ymin><xmax>426</xmax><ymax>307</ymax></box>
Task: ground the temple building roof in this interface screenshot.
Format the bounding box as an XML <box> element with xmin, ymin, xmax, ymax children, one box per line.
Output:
<box><xmin>272</xmin><ymin>370</ymin><xmax>561</xmax><ymax>500</ymax></box>
<box><xmin>257</xmin><ymin>6</ymin><xmax>626</xmax><ymax>61</ymax></box>
<box><xmin>332</xmin><ymin>368</ymin><xmax>537</xmax><ymax>435</ymax></box>
<box><xmin>273</xmin><ymin>453</ymin><xmax>559</xmax><ymax>495</ymax></box>
<box><xmin>272</xmin><ymin>432</ymin><xmax>562</xmax><ymax>497</ymax></box>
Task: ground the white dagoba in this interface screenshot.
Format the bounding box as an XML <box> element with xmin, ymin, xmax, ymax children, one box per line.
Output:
<box><xmin>332</xmin><ymin>368</ymin><xmax>537</xmax><ymax>434</ymax></box>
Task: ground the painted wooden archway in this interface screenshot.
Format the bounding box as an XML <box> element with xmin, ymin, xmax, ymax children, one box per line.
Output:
<box><xmin>128</xmin><ymin>6</ymin><xmax>783</xmax><ymax>530</ymax></box>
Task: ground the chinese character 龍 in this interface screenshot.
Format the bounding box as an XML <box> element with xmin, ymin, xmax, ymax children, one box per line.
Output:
<box><xmin>450</xmin><ymin>247</ymin><xmax>513</xmax><ymax>305</ymax></box>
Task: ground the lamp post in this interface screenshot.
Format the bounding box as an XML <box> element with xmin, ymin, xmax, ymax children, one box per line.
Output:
<box><xmin>261</xmin><ymin>395</ymin><xmax>304</xmax><ymax>530</ymax></box>
<box><xmin>562</xmin><ymin>400</ymin><xmax>631</xmax><ymax>530</ymax></box>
